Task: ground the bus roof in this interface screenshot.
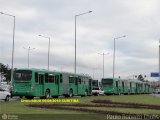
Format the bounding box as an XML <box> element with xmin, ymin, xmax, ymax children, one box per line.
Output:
<box><xmin>14</xmin><ymin>68</ymin><xmax>92</xmax><ymax>78</ymax></box>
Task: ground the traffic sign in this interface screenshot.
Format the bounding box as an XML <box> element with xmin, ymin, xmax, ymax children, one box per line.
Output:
<box><xmin>151</xmin><ymin>72</ymin><xmax>160</xmax><ymax>77</ymax></box>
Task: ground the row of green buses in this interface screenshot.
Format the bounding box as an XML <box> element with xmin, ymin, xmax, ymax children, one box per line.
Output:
<box><xmin>11</xmin><ymin>68</ymin><xmax>153</xmax><ymax>98</ymax></box>
<box><xmin>101</xmin><ymin>78</ymin><xmax>153</xmax><ymax>95</ymax></box>
<box><xmin>12</xmin><ymin>68</ymin><xmax>92</xmax><ymax>99</ymax></box>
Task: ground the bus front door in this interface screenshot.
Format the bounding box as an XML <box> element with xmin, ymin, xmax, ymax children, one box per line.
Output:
<box><xmin>89</xmin><ymin>79</ymin><xmax>92</xmax><ymax>95</ymax></box>
<box><xmin>75</xmin><ymin>77</ymin><xmax>78</xmax><ymax>95</ymax></box>
<box><xmin>39</xmin><ymin>74</ymin><xmax>44</xmax><ymax>96</ymax></box>
<box><xmin>55</xmin><ymin>75</ymin><xmax>59</xmax><ymax>95</ymax></box>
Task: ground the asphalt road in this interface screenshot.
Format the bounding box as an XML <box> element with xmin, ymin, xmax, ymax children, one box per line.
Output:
<box><xmin>10</xmin><ymin>96</ymin><xmax>21</xmax><ymax>101</ymax></box>
<box><xmin>151</xmin><ymin>93</ymin><xmax>160</xmax><ymax>97</ymax></box>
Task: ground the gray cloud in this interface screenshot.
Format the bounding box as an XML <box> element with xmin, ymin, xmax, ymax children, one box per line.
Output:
<box><xmin>0</xmin><ymin>0</ymin><xmax>160</xmax><ymax>81</ymax></box>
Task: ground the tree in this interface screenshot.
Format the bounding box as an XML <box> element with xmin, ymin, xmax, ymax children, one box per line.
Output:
<box><xmin>0</xmin><ymin>63</ymin><xmax>11</xmax><ymax>81</ymax></box>
<box><xmin>138</xmin><ymin>74</ymin><xmax>144</xmax><ymax>81</ymax></box>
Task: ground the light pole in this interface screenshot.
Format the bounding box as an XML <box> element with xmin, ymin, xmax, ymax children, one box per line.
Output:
<box><xmin>159</xmin><ymin>40</ymin><xmax>160</xmax><ymax>81</ymax></box>
<box><xmin>0</xmin><ymin>12</ymin><xmax>15</xmax><ymax>82</ymax></box>
<box><xmin>75</xmin><ymin>11</ymin><xmax>92</xmax><ymax>74</ymax></box>
<box><xmin>113</xmin><ymin>35</ymin><xmax>126</xmax><ymax>78</ymax></box>
<box><xmin>38</xmin><ymin>35</ymin><xmax>50</xmax><ymax>70</ymax></box>
<box><xmin>23</xmin><ymin>46</ymin><xmax>35</xmax><ymax>68</ymax></box>
<box><xmin>98</xmin><ymin>52</ymin><xmax>109</xmax><ymax>78</ymax></box>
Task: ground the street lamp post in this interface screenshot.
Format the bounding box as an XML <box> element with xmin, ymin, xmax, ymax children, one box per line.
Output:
<box><xmin>75</xmin><ymin>11</ymin><xmax>92</xmax><ymax>74</ymax></box>
<box><xmin>23</xmin><ymin>46</ymin><xmax>35</xmax><ymax>68</ymax></box>
<box><xmin>98</xmin><ymin>52</ymin><xmax>109</xmax><ymax>78</ymax></box>
<box><xmin>38</xmin><ymin>35</ymin><xmax>50</xmax><ymax>70</ymax></box>
<box><xmin>159</xmin><ymin>40</ymin><xmax>160</xmax><ymax>81</ymax></box>
<box><xmin>113</xmin><ymin>35</ymin><xmax>126</xmax><ymax>78</ymax></box>
<box><xmin>0</xmin><ymin>12</ymin><xmax>15</xmax><ymax>82</ymax></box>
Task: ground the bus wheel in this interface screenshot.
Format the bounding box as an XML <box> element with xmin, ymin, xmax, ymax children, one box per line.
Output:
<box><xmin>10</xmin><ymin>92</ymin><xmax>13</xmax><ymax>98</ymax></box>
<box><xmin>20</xmin><ymin>96</ymin><xmax>23</xmax><ymax>98</ymax></box>
<box><xmin>69</xmin><ymin>89</ymin><xmax>73</xmax><ymax>97</ymax></box>
<box><xmin>45</xmin><ymin>90</ymin><xmax>50</xmax><ymax>99</ymax></box>
<box><xmin>5</xmin><ymin>95</ymin><xmax>9</xmax><ymax>102</ymax></box>
<box><xmin>85</xmin><ymin>90</ymin><xmax>88</xmax><ymax>96</ymax></box>
<box><xmin>25</xmin><ymin>96</ymin><xmax>34</xmax><ymax>99</ymax></box>
<box><xmin>52</xmin><ymin>96</ymin><xmax>58</xmax><ymax>98</ymax></box>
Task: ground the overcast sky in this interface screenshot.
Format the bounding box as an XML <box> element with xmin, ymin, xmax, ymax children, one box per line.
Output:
<box><xmin>0</xmin><ymin>0</ymin><xmax>160</xmax><ymax>81</ymax></box>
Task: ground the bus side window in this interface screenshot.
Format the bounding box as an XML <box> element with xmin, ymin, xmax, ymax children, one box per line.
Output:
<box><xmin>116</xmin><ymin>81</ymin><xmax>118</xmax><ymax>87</ymax></box>
<box><xmin>39</xmin><ymin>75</ymin><xmax>44</xmax><ymax>84</ymax></box>
<box><xmin>81</xmin><ymin>78</ymin><xmax>83</xmax><ymax>84</ymax></box>
<box><xmin>55</xmin><ymin>75</ymin><xmax>59</xmax><ymax>84</ymax></box>
<box><xmin>49</xmin><ymin>75</ymin><xmax>54</xmax><ymax>83</ymax></box>
<box><xmin>60</xmin><ymin>74</ymin><xmax>63</xmax><ymax>83</ymax></box>
<box><xmin>75</xmin><ymin>77</ymin><xmax>78</xmax><ymax>85</ymax></box>
<box><xmin>45</xmin><ymin>73</ymin><xmax>49</xmax><ymax>83</ymax></box>
<box><xmin>69</xmin><ymin>77</ymin><xmax>73</xmax><ymax>83</ymax></box>
<box><xmin>78</xmin><ymin>77</ymin><xmax>81</xmax><ymax>84</ymax></box>
<box><xmin>52</xmin><ymin>75</ymin><xmax>55</xmax><ymax>83</ymax></box>
<box><xmin>35</xmin><ymin>72</ymin><xmax>38</xmax><ymax>83</ymax></box>
<box><xmin>84</xmin><ymin>78</ymin><xmax>86</xmax><ymax>84</ymax></box>
<box><xmin>122</xmin><ymin>82</ymin><xmax>124</xmax><ymax>87</ymax></box>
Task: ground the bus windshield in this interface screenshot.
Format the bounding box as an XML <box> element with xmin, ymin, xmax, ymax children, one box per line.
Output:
<box><xmin>102</xmin><ymin>79</ymin><xmax>113</xmax><ymax>86</ymax></box>
<box><xmin>13</xmin><ymin>70</ymin><xmax>32</xmax><ymax>81</ymax></box>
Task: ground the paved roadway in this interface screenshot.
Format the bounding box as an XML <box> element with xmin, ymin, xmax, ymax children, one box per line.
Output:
<box><xmin>150</xmin><ymin>93</ymin><xmax>160</xmax><ymax>97</ymax></box>
<box><xmin>10</xmin><ymin>96</ymin><xmax>21</xmax><ymax>101</ymax></box>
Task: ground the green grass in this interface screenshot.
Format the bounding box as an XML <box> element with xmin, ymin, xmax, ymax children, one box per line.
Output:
<box><xmin>78</xmin><ymin>94</ymin><xmax>160</xmax><ymax>104</ymax></box>
<box><xmin>0</xmin><ymin>101</ymin><xmax>82</xmax><ymax>114</ymax></box>
<box><xmin>70</xmin><ymin>106</ymin><xmax>160</xmax><ymax>115</ymax></box>
<box><xmin>0</xmin><ymin>95</ymin><xmax>160</xmax><ymax>120</ymax></box>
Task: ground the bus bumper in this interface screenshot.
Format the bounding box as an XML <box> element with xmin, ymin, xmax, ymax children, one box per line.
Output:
<box><xmin>12</xmin><ymin>91</ymin><xmax>34</xmax><ymax>96</ymax></box>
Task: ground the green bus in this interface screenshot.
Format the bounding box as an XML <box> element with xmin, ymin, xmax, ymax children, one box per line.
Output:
<box><xmin>101</xmin><ymin>78</ymin><xmax>124</xmax><ymax>95</ymax></box>
<box><xmin>12</xmin><ymin>68</ymin><xmax>92</xmax><ymax>99</ymax></box>
<box><xmin>101</xmin><ymin>78</ymin><xmax>153</xmax><ymax>95</ymax></box>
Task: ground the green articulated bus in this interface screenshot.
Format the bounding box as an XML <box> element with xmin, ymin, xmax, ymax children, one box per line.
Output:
<box><xmin>12</xmin><ymin>68</ymin><xmax>92</xmax><ymax>99</ymax></box>
<box><xmin>101</xmin><ymin>78</ymin><xmax>153</xmax><ymax>95</ymax></box>
<box><xmin>101</xmin><ymin>78</ymin><xmax>124</xmax><ymax>95</ymax></box>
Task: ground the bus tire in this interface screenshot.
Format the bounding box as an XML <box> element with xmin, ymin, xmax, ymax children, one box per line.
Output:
<box><xmin>25</xmin><ymin>96</ymin><xmax>34</xmax><ymax>99</ymax></box>
<box><xmin>52</xmin><ymin>96</ymin><xmax>58</xmax><ymax>98</ymax></box>
<box><xmin>20</xmin><ymin>96</ymin><xmax>23</xmax><ymax>98</ymax></box>
<box><xmin>69</xmin><ymin>89</ymin><xmax>73</xmax><ymax>97</ymax></box>
<box><xmin>85</xmin><ymin>90</ymin><xmax>88</xmax><ymax>96</ymax></box>
<box><xmin>45</xmin><ymin>90</ymin><xmax>50</xmax><ymax>99</ymax></box>
<box><xmin>10</xmin><ymin>92</ymin><xmax>13</xmax><ymax>98</ymax></box>
<box><xmin>5</xmin><ymin>95</ymin><xmax>9</xmax><ymax>102</ymax></box>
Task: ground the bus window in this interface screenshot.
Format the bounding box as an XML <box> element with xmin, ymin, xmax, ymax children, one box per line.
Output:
<box><xmin>122</xmin><ymin>82</ymin><xmax>124</xmax><ymax>87</ymax></box>
<box><xmin>45</xmin><ymin>73</ymin><xmax>49</xmax><ymax>83</ymax></box>
<box><xmin>49</xmin><ymin>75</ymin><xmax>54</xmax><ymax>83</ymax></box>
<box><xmin>55</xmin><ymin>75</ymin><xmax>59</xmax><ymax>84</ymax></box>
<box><xmin>39</xmin><ymin>74</ymin><xmax>44</xmax><ymax>85</ymax></box>
<box><xmin>69</xmin><ymin>77</ymin><xmax>74</xmax><ymax>83</ymax></box>
<box><xmin>116</xmin><ymin>81</ymin><xmax>118</xmax><ymax>87</ymax></box>
<box><xmin>81</xmin><ymin>78</ymin><xmax>83</xmax><ymax>84</ymax></box>
<box><xmin>130</xmin><ymin>82</ymin><xmax>132</xmax><ymax>88</ymax></box>
<box><xmin>35</xmin><ymin>72</ymin><xmax>38</xmax><ymax>83</ymax></box>
<box><xmin>84</xmin><ymin>78</ymin><xmax>86</xmax><ymax>84</ymax></box>
<box><xmin>118</xmin><ymin>81</ymin><xmax>122</xmax><ymax>86</ymax></box>
<box><xmin>60</xmin><ymin>74</ymin><xmax>63</xmax><ymax>83</ymax></box>
<box><xmin>78</xmin><ymin>77</ymin><xmax>81</xmax><ymax>84</ymax></box>
<box><xmin>82</xmin><ymin>77</ymin><xmax>85</xmax><ymax>84</ymax></box>
<box><xmin>102</xmin><ymin>79</ymin><xmax>113</xmax><ymax>86</ymax></box>
<box><xmin>75</xmin><ymin>77</ymin><xmax>78</xmax><ymax>85</ymax></box>
<box><xmin>14</xmin><ymin>70</ymin><xmax>32</xmax><ymax>81</ymax></box>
